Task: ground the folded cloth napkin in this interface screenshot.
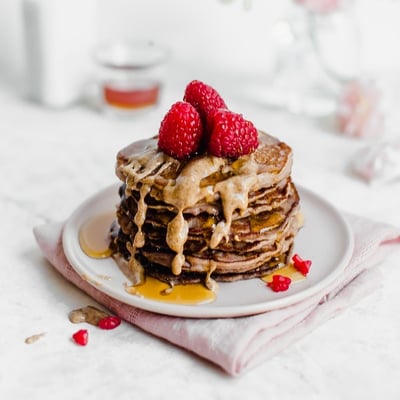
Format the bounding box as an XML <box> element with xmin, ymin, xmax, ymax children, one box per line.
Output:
<box><xmin>33</xmin><ymin>214</ymin><xmax>400</xmax><ymax>376</ymax></box>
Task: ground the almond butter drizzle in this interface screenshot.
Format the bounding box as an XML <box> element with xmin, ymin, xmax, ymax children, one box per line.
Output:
<box><xmin>69</xmin><ymin>305</ymin><xmax>109</xmax><ymax>325</ymax></box>
<box><xmin>25</xmin><ymin>332</ymin><xmax>46</xmax><ymax>344</ymax></box>
<box><xmin>118</xmin><ymin>135</ymin><xmax>293</xmax><ymax>290</ymax></box>
<box><xmin>211</xmin><ymin>158</ymin><xmax>258</xmax><ymax>248</ymax></box>
<box><xmin>163</xmin><ymin>157</ymin><xmax>225</xmax><ymax>274</ymax></box>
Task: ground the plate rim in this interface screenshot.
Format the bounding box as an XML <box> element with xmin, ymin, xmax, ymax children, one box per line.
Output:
<box><xmin>62</xmin><ymin>183</ymin><xmax>354</xmax><ymax>318</ymax></box>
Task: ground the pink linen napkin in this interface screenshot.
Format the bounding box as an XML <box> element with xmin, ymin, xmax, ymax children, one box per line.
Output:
<box><xmin>33</xmin><ymin>214</ymin><xmax>400</xmax><ymax>376</ymax></box>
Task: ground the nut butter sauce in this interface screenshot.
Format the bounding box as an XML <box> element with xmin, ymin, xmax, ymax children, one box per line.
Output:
<box><xmin>118</xmin><ymin>133</ymin><xmax>294</xmax><ymax>294</ymax></box>
<box><xmin>163</xmin><ymin>156</ymin><xmax>225</xmax><ymax>275</ymax></box>
<box><xmin>78</xmin><ymin>211</ymin><xmax>216</xmax><ymax>305</ymax></box>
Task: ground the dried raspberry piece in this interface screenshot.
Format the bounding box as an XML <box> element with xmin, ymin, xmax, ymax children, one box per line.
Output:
<box><xmin>158</xmin><ymin>101</ymin><xmax>203</xmax><ymax>159</ymax></box>
<box><xmin>292</xmin><ymin>254</ymin><xmax>312</xmax><ymax>276</ymax></box>
<box><xmin>208</xmin><ymin>109</ymin><xmax>259</xmax><ymax>158</ymax></box>
<box><xmin>267</xmin><ymin>275</ymin><xmax>292</xmax><ymax>292</ymax></box>
<box><xmin>98</xmin><ymin>316</ymin><xmax>121</xmax><ymax>330</ymax></box>
<box><xmin>72</xmin><ymin>329</ymin><xmax>88</xmax><ymax>346</ymax></box>
<box><xmin>183</xmin><ymin>80</ymin><xmax>227</xmax><ymax>123</ymax></box>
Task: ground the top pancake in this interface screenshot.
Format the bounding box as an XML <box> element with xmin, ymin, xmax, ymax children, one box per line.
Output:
<box><xmin>116</xmin><ymin>131</ymin><xmax>293</xmax><ymax>193</ymax></box>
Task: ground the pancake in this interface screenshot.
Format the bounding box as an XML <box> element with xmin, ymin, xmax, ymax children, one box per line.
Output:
<box><xmin>109</xmin><ymin>131</ymin><xmax>301</xmax><ymax>290</ymax></box>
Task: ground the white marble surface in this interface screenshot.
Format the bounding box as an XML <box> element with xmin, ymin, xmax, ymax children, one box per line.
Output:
<box><xmin>1</xmin><ymin>74</ymin><xmax>400</xmax><ymax>400</ymax></box>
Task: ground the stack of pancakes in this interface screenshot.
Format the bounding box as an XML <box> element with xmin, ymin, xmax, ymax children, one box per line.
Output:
<box><xmin>110</xmin><ymin>131</ymin><xmax>300</xmax><ymax>290</ymax></box>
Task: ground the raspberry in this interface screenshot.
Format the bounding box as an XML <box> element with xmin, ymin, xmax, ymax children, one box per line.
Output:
<box><xmin>208</xmin><ymin>109</ymin><xmax>259</xmax><ymax>158</ymax></box>
<box><xmin>98</xmin><ymin>316</ymin><xmax>121</xmax><ymax>330</ymax></box>
<box><xmin>267</xmin><ymin>275</ymin><xmax>292</xmax><ymax>292</ymax></box>
<box><xmin>292</xmin><ymin>254</ymin><xmax>312</xmax><ymax>276</ymax></box>
<box><xmin>158</xmin><ymin>101</ymin><xmax>203</xmax><ymax>159</ymax></box>
<box><xmin>72</xmin><ymin>329</ymin><xmax>88</xmax><ymax>346</ymax></box>
<box><xmin>183</xmin><ymin>80</ymin><xmax>227</xmax><ymax>123</ymax></box>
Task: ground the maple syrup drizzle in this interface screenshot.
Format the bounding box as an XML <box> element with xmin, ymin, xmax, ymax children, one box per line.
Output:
<box><xmin>261</xmin><ymin>263</ymin><xmax>306</xmax><ymax>284</ymax></box>
<box><xmin>79</xmin><ymin>213</ymin><xmax>217</xmax><ymax>305</ymax></box>
<box><xmin>119</xmin><ymin>134</ymin><xmax>294</xmax><ymax>287</ymax></box>
<box><xmin>125</xmin><ymin>277</ymin><xmax>216</xmax><ymax>305</ymax></box>
<box><xmin>79</xmin><ymin>211</ymin><xmax>305</xmax><ymax>304</ymax></box>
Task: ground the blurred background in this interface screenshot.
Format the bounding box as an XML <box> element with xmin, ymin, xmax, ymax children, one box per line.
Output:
<box><xmin>1</xmin><ymin>0</ymin><xmax>400</xmax><ymax>161</ymax></box>
<box><xmin>1</xmin><ymin>0</ymin><xmax>399</xmax><ymax>98</ymax></box>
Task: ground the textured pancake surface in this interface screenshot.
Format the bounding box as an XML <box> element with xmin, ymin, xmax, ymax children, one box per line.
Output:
<box><xmin>110</xmin><ymin>131</ymin><xmax>300</xmax><ymax>288</ymax></box>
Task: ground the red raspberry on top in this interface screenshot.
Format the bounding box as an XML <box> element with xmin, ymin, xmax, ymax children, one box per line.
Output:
<box><xmin>183</xmin><ymin>80</ymin><xmax>227</xmax><ymax>124</ymax></box>
<box><xmin>208</xmin><ymin>109</ymin><xmax>259</xmax><ymax>158</ymax></box>
<box><xmin>158</xmin><ymin>101</ymin><xmax>203</xmax><ymax>159</ymax></box>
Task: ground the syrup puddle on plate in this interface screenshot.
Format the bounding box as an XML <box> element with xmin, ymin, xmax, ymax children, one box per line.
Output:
<box><xmin>261</xmin><ymin>264</ymin><xmax>306</xmax><ymax>284</ymax></box>
<box><xmin>79</xmin><ymin>212</ymin><xmax>115</xmax><ymax>259</ymax></box>
<box><xmin>125</xmin><ymin>277</ymin><xmax>216</xmax><ymax>305</ymax></box>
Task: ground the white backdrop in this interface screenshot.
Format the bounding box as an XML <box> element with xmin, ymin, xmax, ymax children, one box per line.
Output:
<box><xmin>1</xmin><ymin>0</ymin><xmax>399</xmax><ymax>90</ymax></box>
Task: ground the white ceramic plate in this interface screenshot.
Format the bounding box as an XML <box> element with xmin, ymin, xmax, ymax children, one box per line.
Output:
<box><xmin>63</xmin><ymin>184</ymin><xmax>354</xmax><ymax>318</ymax></box>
